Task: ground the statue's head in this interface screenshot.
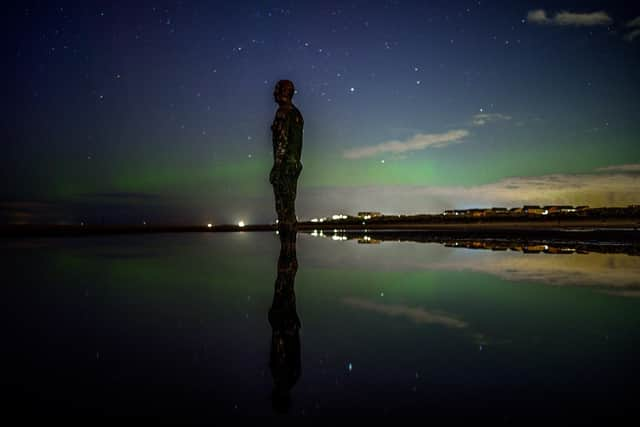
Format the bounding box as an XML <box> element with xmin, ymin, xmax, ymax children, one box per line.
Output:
<box><xmin>274</xmin><ymin>80</ymin><xmax>295</xmax><ymax>105</ymax></box>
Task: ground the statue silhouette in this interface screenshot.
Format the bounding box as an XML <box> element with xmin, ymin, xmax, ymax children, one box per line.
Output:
<box><xmin>270</xmin><ymin>80</ymin><xmax>304</xmax><ymax>232</ymax></box>
<box><xmin>268</xmin><ymin>228</ymin><xmax>301</xmax><ymax>413</ymax></box>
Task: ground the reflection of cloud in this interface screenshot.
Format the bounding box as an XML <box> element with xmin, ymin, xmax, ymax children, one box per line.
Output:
<box><xmin>424</xmin><ymin>252</ymin><xmax>640</xmax><ymax>290</ymax></box>
<box><xmin>305</xmin><ymin>236</ymin><xmax>640</xmax><ymax>295</ymax></box>
<box><xmin>599</xmin><ymin>290</ymin><xmax>640</xmax><ymax>298</ymax></box>
<box><xmin>595</xmin><ymin>163</ymin><xmax>640</xmax><ymax>173</ymax></box>
<box><xmin>472</xmin><ymin>113</ymin><xmax>511</xmax><ymax>126</ymax></box>
<box><xmin>343</xmin><ymin>297</ymin><xmax>467</xmax><ymax>328</ymax></box>
<box><xmin>527</xmin><ymin>9</ymin><xmax>612</xmax><ymax>26</ymax></box>
<box><xmin>343</xmin><ymin>130</ymin><xmax>468</xmax><ymax>159</ymax></box>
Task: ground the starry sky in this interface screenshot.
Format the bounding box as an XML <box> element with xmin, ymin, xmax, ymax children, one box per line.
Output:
<box><xmin>3</xmin><ymin>0</ymin><xmax>640</xmax><ymax>224</ymax></box>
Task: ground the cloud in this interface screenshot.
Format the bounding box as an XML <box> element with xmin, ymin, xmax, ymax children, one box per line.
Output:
<box><xmin>299</xmin><ymin>169</ymin><xmax>640</xmax><ymax>217</ymax></box>
<box><xmin>628</xmin><ymin>16</ymin><xmax>640</xmax><ymax>28</ymax></box>
<box><xmin>527</xmin><ymin>9</ymin><xmax>612</xmax><ymax>26</ymax></box>
<box><xmin>596</xmin><ymin>163</ymin><xmax>640</xmax><ymax>173</ymax></box>
<box><xmin>624</xmin><ymin>17</ymin><xmax>640</xmax><ymax>41</ymax></box>
<box><xmin>342</xmin><ymin>297</ymin><xmax>468</xmax><ymax>328</ymax></box>
<box><xmin>472</xmin><ymin>113</ymin><xmax>512</xmax><ymax>126</ymax></box>
<box><xmin>343</xmin><ymin>129</ymin><xmax>469</xmax><ymax>159</ymax></box>
<box><xmin>624</xmin><ymin>28</ymin><xmax>640</xmax><ymax>42</ymax></box>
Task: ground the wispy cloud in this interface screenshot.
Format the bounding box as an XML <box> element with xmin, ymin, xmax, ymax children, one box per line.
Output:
<box><xmin>343</xmin><ymin>129</ymin><xmax>469</xmax><ymax>159</ymax></box>
<box><xmin>527</xmin><ymin>9</ymin><xmax>612</xmax><ymax>26</ymax></box>
<box><xmin>472</xmin><ymin>113</ymin><xmax>512</xmax><ymax>126</ymax></box>
<box><xmin>625</xmin><ymin>16</ymin><xmax>640</xmax><ymax>41</ymax></box>
<box><xmin>625</xmin><ymin>29</ymin><xmax>640</xmax><ymax>41</ymax></box>
<box><xmin>342</xmin><ymin>297</ymin><xmax>468</xmax><ymax>328</ymax></box>
<box><xmin>596</xmin><ymin>163</ymin><xmax>640</xmax><ymax>173</ymax></box>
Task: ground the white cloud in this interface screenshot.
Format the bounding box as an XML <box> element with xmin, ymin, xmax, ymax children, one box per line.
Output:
<box><xmin>624</xmin><ymin>28</ymin><xmax>640</xmax><ymax>42</ymax></box>
<box><xmin>472</xmin><ymin>113</ymin><xmax>512</xmax><ymax>126</ymax></box>
<box><xmin>527</xmin><ymin>9</ymin><xmax>550</xmax><ymax>24</ymax></box>
<box><xmin>343</xmin><ymin>129</ymin><xmax>469</xmax><ymax>159</ymax></box>
<box><xmin>627</xmin><ymin>16</ymin><xmax>640</xmax><ymax>27</ymax></box>
<box><xmin>527</xmin><ymin>9</ymin><xmax>612</xmax><ymax>26</ymax></box>
<box><xmin>596</xmin><ymin>163</ymin><xmax>640</xmax><ymax>172</ymax></box>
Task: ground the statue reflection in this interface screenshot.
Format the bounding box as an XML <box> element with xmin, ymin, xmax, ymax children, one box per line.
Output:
<box><xmin>268</xmin><ymin>228</ymin><xmax>301</xmax><ymax>413</ymax></box>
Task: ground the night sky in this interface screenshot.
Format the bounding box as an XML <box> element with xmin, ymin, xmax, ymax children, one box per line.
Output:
<box><xmin>4</xmin><ymin>1</ymin><xmax>640</xmax><ymax>225</ymax></box>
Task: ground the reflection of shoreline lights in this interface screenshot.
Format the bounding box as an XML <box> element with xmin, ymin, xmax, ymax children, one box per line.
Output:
<box><xmin>238</xmin><ymin>221</ymin><xmax>245</xmax><ymax>228</ymax></box>
<box><xmin>332</xmin><ymin>235</ymin><xmax>348</xmax><ymax>241</ymax></box>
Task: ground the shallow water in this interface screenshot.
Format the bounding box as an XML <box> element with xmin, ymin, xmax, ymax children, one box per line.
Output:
<box><xmin>3</xmin><ymin>232</ymin><xmax>638</xmax><ymax>417</ymax></box>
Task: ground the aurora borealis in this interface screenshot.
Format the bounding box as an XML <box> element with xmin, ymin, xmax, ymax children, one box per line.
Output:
<box><xmin>4</xmin><ymin>1</ymin><xmax>640</xmax><ymax>224</ymax></box>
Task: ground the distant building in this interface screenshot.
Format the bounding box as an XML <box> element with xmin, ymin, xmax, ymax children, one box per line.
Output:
<box><xmin>357</xmin><ymin>211</ymin><xmax>381</xmax><ymax>219</ymax></box>
<box><xmin>543</xmin><ymin>205</ymin><xmax>575</xmax><ymax>214</ymax></box>
<box><xmin>467</xmin><ymin>209</ymin><xmax>486</xmax><ymax>217</ymax></box>
<box><xmin>523</xmin><ymin>205</ymin><xmax>545</xmax><ymax>215</ymax></box>
<box><xmin>487</xmin><ymin>207</ymin><xmax>508</xmax><ymax>215</ymax></box>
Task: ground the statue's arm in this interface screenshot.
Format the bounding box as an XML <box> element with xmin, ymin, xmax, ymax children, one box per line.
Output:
<box><xmin>273</xmin><ymin>110</ymin><xmax>289</xmax><ymax>166</ymax></box>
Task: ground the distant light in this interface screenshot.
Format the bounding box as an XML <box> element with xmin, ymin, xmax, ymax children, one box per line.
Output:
<box><xmin>207</xmin><ymin>223</ymin><xmax>213</xmax><ymax>228</ymax></box>
<box><xmin>542</xmin><ymin>210</ymin><xmax>549</xmax><ymax>215</ymax></box>
<box><xmin>238</xmin><ymin>221</ymin><xmax>245</xmax><ymax>228</ymax></box>
<box><xmin>143</xmin><ymin>221</ymin><xmax>147</xmax><ymax>225</ymax></box>
<box><xmin>311</xmin><ymin>218</ymin><xmax>319</xmax><ymax>223</ymax></box>
<box><xmin>348</xmin><ymin>362</ymin><xmax>353</xmax><ymax>372</ymax></box>
<box><xmin>349</xmin><ymin>87</ymin><xmax>355</xmax><ymax>92</ymax></box>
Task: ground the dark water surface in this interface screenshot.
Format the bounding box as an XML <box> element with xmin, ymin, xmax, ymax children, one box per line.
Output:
<box><xmin>3</xmin><ymin>232</ymin><xmax>638</xmax><ymax>418</ymax></box>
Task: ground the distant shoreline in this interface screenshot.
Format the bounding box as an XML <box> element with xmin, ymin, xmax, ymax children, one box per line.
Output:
<box><xmin>1</xmin><ymin>219</ymin><xmax>639</xmax><ymax>240</ymax></box>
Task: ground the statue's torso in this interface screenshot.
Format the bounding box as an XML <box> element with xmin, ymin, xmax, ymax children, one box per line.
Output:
<box><xmin>271</xmin><ymin>105</ymin><xmax>304</xmax><ymax>167</ymax></box>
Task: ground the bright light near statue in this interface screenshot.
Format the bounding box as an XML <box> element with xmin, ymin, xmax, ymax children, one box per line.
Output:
<box><xmin>238</xmin><ymin>221</ymin><xmax>245</xmax><ymax>228</ymax></box>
